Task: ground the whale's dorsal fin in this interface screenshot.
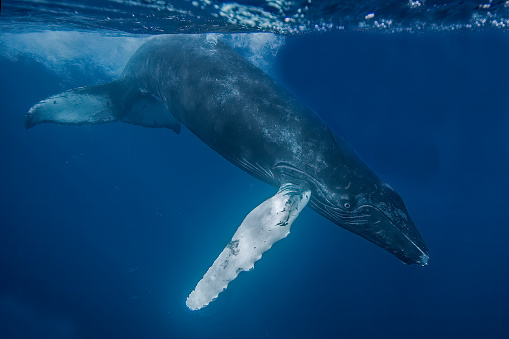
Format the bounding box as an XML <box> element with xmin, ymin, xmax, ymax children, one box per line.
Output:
<box><xmin>25</xmin><ymin>82</ymin><xmax>180</xmax><ymax>133</ymax></box>
<box><xmin>186</xmin><ymin>183</ymin><xmax>311</xmax><ymax>311</ymax></box>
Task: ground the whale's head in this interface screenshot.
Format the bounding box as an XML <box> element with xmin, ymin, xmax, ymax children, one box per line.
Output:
<box><xmin>310</xmin><ymin>173</ymin><xmax>429</xmax><ymax>266</ymax></box>
<box><xmin>273</xmin><ymin>128</ymin><xmax>429</xmax><ymax>266</ymax></box>
<box><xmin>274</xmin><ymin>157</ymin><xmax>429</xmax><ymax>266</ymax></box>
<box><xmin>271</xmin><ymin>123</ymin><xmax>429</xmax><ymax>266</ymax></box>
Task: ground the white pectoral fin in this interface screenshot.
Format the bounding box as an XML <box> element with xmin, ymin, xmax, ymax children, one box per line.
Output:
<box><xmin>186</xmin><ymin>183</ymin><xmax>311</xmax><ymax>311</ymax></box>
<box><xmin>25</xmin><ymin>82</ymin><xmax>122</xmax><ymax>129</ymax></box>
<box><xmin>25</xmin><ymin>81</ymin><xmax>180</xmax><ymax>133</ymax></box>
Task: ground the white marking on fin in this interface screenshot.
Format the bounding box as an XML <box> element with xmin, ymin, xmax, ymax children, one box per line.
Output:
<box><xmin>186</xmin><ymin>184</ymin><xmax>311</xmax><ymax>311</ymax></box>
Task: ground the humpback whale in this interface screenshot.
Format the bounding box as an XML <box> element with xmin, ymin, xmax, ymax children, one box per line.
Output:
<box><xmin>26</xmin><ymin>34</ymin><xmax>429</xmax><ymax>310</ymax></box>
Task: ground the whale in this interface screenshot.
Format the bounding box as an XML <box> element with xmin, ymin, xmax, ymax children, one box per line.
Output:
<box><xmin>25</xmin><ymin>34</ymin><xmax>429</xmax><ymax>310</ymax></box>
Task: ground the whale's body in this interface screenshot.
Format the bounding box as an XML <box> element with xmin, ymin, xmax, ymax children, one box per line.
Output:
<box><xmin>26</xmin><ymin>35</ymin><xmax>429</xmax><ymax>310</ymax></box>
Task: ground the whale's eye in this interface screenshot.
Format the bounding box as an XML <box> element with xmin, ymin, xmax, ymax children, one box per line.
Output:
<box><xmin>339</xmin><ymin>197</ymin><xmax>356</xmax><ymax>210</ymax></box>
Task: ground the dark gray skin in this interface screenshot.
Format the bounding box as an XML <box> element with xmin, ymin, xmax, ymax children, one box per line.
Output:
<box><xmin>26</xmin><ymin>34</ymin><xmax>429</xmax><ymax>265</ymax></box>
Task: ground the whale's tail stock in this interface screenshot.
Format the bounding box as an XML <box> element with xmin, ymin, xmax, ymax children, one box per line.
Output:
<box><xmin>25</xmin><ymin>81</ymin><xmax>180</xmax><ymax>133</ymax></box>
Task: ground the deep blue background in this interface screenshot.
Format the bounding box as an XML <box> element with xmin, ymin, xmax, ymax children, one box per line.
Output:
<box><xmin>1</xmin><ymin>31</ymin><xmax>509</xmax><ymax>338</ymax></box>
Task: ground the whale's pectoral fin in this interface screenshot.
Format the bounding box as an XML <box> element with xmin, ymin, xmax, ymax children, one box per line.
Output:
<box><xmin>25</xmin><ymin>82</ymin><xmax>180</xmax><ymax>133</ymax></box>
<box><xmin>186</xmin><ymin>183</ymin><xmax>311</xmax><ymax>311</ymax></box>
<box><xmin>25</xmin><ymin>82</ymin><xmax>122</xmax><ymax>129</ymax></box>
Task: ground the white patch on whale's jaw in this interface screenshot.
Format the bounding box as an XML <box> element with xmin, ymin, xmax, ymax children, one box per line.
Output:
<box><xmin>186</xmin><ymin>184</ymin><xmax>311</xmax><ymax>311</ymax></box>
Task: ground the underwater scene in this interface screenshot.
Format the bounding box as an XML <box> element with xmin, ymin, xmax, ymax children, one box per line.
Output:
<box><xmin>1</xmin><ymin>1</ymin><xmax>509</xmax><ymax>338</ymax></box>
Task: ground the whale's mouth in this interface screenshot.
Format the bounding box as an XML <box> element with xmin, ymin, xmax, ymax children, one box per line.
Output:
<box><xmin>309</xmin><ymin>199</ymin><xmax>429</xmax><ymax>266</ymax></box>
<box><xmin>348</xmin><ymin>204</ymin><xmax>430</xmax><ymax>266</ymax></box>
<box><xmin>391</xmin><ymin>217</ymin><xmax>430</xmax><ymax>266</ymax></box>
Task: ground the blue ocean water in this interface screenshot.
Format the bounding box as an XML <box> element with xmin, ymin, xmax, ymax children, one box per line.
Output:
<box><xmin>1</xmin><ymin>1</ymin><xmax>509</xmax><ymax>338</ymax></box>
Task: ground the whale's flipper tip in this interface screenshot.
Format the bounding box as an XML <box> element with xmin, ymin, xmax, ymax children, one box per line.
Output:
<box><xmin>24</xmin><ymin>107</ymin><xmax>38</xmax><ymax>129</ymax></box>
